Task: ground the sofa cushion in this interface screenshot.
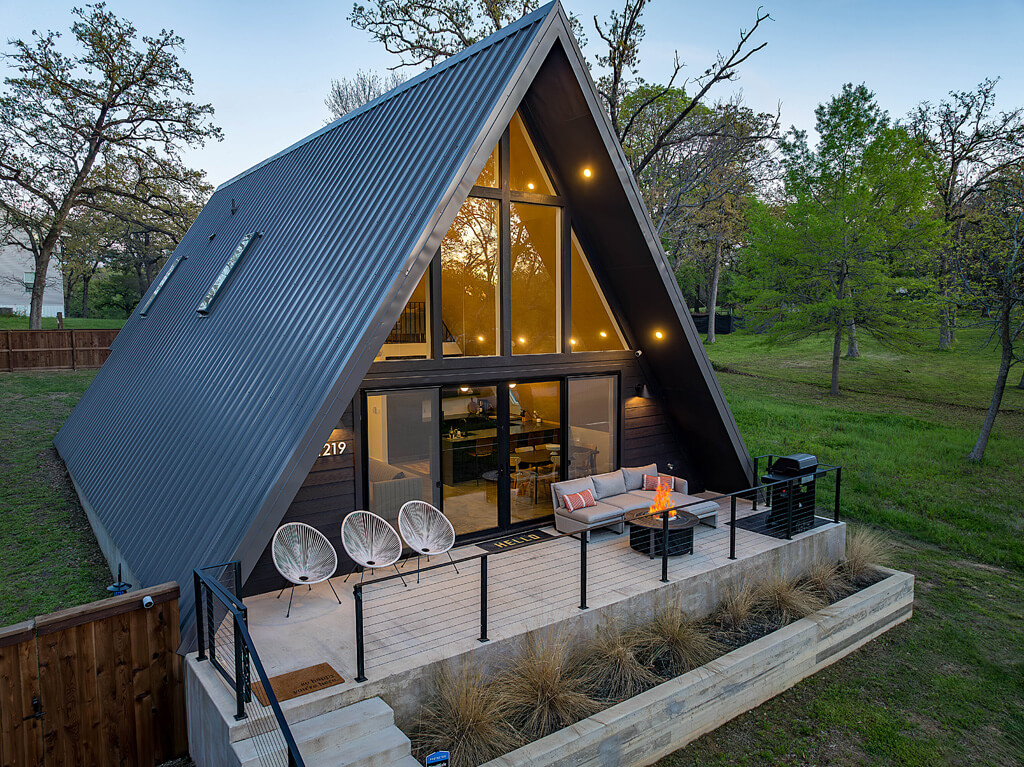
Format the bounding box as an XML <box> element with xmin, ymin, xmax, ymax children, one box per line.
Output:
<box><xmin>552</xmin><ymin>477</ymin><xmax>596</xmax><ymax>508</ymax></box>
<box><xmin>564</xmin><ymin>488</ymin><xmax>596</xmax><ymax>511</ymax></box>
<box><xmin>626</xmin><ymin>490</ymin><xmax>720</xmax><ymax>519</ymax></box>
<box><xmin>591</xmin><ymin>470</ymin><xmax>627</xmax><ymax>499</ymax></box>
<box><xmin>622</xmin><ymin>463</ymin><xmax>658</xmax><ymax>491</ymax></box>
<box><xmin>368</xmin><ymin>458</ymin><xmax>405</xmax><ymax>483</ymax></box>
<box><xmin>642</xmin><ymin>473</ymin><xmax>675</xmax><ymax>491</ymax></box>
<box><xmin>600</xmin><ymin>493</ymin><xmax>651</xmax><ymax>513</ymax></box>
<box><xmin>554</xmin><ymin>500</ymin><xmax>623</xmax><ymax>525</ymax></box>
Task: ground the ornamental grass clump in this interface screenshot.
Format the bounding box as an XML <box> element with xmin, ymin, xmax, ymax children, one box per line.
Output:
<box><xmin>753</xmin><ymin>569</ymin><xmax>826</xmax><ymax>626</ymax></box>
<box><xmin>716</xmin><ymin>578</ymin><xmax>758</xmax><ymax>632</ymax></box>
<box><xmin>633</xmin><ymin>599</ymin><xmax>722</xmax><ymax>678</ymax></box>
<box><xmin>577</xmin><ymin>620</ymin><xmax>659</xmax><ymax>702</ymax></box>
<box><xmin>844</xmin><ymin>526</ymin><xmax>894</xmax><ymax>586</ymax></box>
<box><xmin>414</xmin><ymin>662</ymin><xmax>521</xmax><ymax>767</ymax></box>
<box><xmin>802</xmin><ymin>558</ymin><xmax>854</xmax><ymax>603</ymax></box>
<box><xmin>497</xmin><ymin>630</ymin><xmax>600</xmax><ymax>740</ymax></box>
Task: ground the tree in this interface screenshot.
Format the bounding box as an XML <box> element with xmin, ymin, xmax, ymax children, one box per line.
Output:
<box><xmin>740</xmin><ymin>84</ymin><xmax>943</xmax><ymax>395</ymax></box>
<box><xmin>909</xmin><ymin>79</ymin><xmax>1024</xmax><ymax>349</ymax></box>
<box><xmin>960</xmin><ymin>169</ymin><xmax>1024</xmax><ymax>461</ymax></box>
<box><xmin>0</xmin><ymin>4</ymin><xmax>220</xmax><ymax>328</ymax></box>
<box><xmin>326</xmin><ymin>69</ymin><xmax>406</xmax><ymax>120</ymax></box>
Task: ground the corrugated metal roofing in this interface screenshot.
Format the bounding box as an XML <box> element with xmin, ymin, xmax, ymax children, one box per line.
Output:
<box><xmin>54</xmin><ymin>2</ymin><xmax>555</xmax><ymax>635</ymax></box>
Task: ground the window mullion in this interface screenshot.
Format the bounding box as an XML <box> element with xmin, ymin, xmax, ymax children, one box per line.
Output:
<box><xmin>500</xmin><ymin>126</ymin><xmax>512</xmax><ymax>358</ymax></box>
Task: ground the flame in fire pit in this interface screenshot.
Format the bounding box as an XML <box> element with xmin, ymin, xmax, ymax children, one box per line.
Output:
<box><xmin>650</xmin><ymin>481</ymin><xmax>675</xmax><ymax>519</ymax></box>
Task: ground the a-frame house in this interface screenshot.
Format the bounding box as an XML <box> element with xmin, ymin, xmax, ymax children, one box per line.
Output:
<box><xmin>54</xmin><ymin>1</ymin><xmax>753</xmax><ymax>634</ymax></box>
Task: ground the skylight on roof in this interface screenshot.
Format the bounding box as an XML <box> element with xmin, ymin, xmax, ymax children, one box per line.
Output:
<box><xmin>197</xmin><ymin>231</ymin><xmax>260</xmax><ymax>315</ymax></box>
<box><xmin>139</xmin><ymin>252</ymin><xmax>184</xmax><ymax>317</ymax></box>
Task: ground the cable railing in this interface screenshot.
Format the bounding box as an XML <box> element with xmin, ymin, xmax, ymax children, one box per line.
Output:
<box><xmin>194</xmin><ymin>564</ymin><xmax>305</xmax><ymax>767</ymax></box>
<box><xmin>352</xmin><ymin>463</ymin><xmax>842</xmax><ymax>682</ymax></box>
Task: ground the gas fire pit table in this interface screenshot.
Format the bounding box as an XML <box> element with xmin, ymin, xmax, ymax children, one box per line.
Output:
<box><xmin>624</xmin><ymin>508</ymin><xmax>700</xmax><ymax>558</ymax></box>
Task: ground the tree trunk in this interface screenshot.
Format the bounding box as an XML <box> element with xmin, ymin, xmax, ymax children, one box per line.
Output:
<box><xmin>81</xmin><ymin>275</ymin><xmax>91</xmax><ymax>318</ymax></box>
<box><xmin>830</xmin><ymin>323</ymin><xmax>842</xmax><ymax>396</ymax></box>
<box><xmin>846</xmin><ymin>318</ymin><xmax>860</xmax><ymax>358</ymax></box>
<box><xmin>706</xmin><ymin>237</ymin><xmax>723</xmax><ymax>344</ymax></box>
<box><xmin>968</xmin><ymin>305</ymin><xmax>1013</xmax><ymax>461</ymax></box>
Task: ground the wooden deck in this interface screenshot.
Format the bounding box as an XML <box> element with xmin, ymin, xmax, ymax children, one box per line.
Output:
<box><xmin>241</xmin><ymin>494</ymin><xmax>838</xmax><ymax>685</ymax></box>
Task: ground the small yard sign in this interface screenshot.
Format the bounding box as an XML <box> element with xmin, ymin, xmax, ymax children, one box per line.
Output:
<box><xmin>425</xmin><ymin>751</ymin><xmax>450</xmax><ymax>766</ymax></box>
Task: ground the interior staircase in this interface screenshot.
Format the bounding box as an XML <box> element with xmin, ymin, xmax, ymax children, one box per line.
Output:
<box><xmin>231</xmin><ymin>696</ymin><xmax>422</xmax><ymax>767</ymax></box>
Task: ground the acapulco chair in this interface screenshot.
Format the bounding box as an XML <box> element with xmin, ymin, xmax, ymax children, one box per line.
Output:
<box><xmin>271</xmin><ymin>522</ymin><xmax>342</xmax><ymax>617</ymax></box>
<box><xmin>398</xmin><ymin>501</ymin><xmax>460</xmax><ymax>584</ymax></box>
<box><xmin>341</xmin><ymin>511</ymin><xmax>407</xmax><ymax>586</ymax></box>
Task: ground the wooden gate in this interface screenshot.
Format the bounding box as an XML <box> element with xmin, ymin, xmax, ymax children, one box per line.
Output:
<box><xmin>0</xmin><ymin>583</ymin><xmax>187</xmax><ymax>767</ymax></box>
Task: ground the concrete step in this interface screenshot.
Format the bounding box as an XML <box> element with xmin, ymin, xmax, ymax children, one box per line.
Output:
<box><xmin>392</xmin><ymin>757</ymin><xmax>424</xmax><ymax>767</ymax></box>
<box><xmin>302</xmin><ymin>725</ymin><xmax>412</xmax><ymax>767</ymax></box>
<box><xmin>234</xmin><ymin>697</ymin><xmax>396</xmax><ymax>766</ymax></box>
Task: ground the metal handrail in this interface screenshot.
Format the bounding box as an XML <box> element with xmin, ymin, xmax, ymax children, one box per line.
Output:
<box><xmin>352</xmin><ymin>464</ymin><xmax>843</xmax><ymax>681</ymax></box>
<box><xmin>194</xmin><ymin>567</ymin><xmax>305</xmax><ymax>767</ymax></box>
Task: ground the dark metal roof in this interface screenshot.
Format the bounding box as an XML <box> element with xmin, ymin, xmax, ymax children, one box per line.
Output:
<box><xmin>54</xmin><ymin>2</ymin><xmax>556</xmax><ymax>634</ymax></box>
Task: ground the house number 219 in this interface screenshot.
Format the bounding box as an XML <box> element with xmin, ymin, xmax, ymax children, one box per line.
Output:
<box><xmin>321</xmin><ymin>440</ymin><xmax>347</xmax><ymax>457</ymax></box>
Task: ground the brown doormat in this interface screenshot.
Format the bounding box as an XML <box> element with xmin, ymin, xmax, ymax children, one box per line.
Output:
<box><xmin>251</xmin><ymin>663</ymin><xmax>345</xmax><ymax>706</ymax></box>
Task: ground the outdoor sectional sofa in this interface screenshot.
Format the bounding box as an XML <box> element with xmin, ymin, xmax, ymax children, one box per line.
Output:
<box><xmin>550</xmin><ymin>463</ymin><xmax>721</xmax><ymax>536</ymax></box>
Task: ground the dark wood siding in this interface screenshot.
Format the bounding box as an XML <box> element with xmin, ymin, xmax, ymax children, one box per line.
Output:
<box><xmin>243</xmin><ymin>406</ymin><xmax>356</xmax><ymax>596</ymax></box>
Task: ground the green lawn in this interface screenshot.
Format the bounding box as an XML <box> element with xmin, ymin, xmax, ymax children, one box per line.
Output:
<box><xmin>1</xmin><ymin>328</ymin><xmax>1022</xmax><ymax>764</ymax></box>
<box><xmin>0</xmin><ymin>316</ymin><xmax>125</xmax><ymax>330</ymax></box>
<box><xmin>658</xmin><ymin>329</ymin><xmax>1024</xmax><ymax>766</ymax></box>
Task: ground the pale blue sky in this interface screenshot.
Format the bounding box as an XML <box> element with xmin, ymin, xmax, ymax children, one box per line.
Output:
<box><xmin>2</xmin><ymin>0</ymin><xmax>1023</xmax><ymax>187</ymax></box>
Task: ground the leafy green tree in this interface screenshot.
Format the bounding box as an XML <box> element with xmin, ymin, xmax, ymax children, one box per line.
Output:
<box><xmin>960</xmin><ymin>169</ymin><xmax>1024</xmax><ymax>461</ymax></box>
<box><xmin>0</xmin><ymin>4</ymin><xmax>220</xmax><ymax>328</ymax></box>
<box><xmin>740</xmin><ymin>84</ymin><xmax>943</xmax><ymax>395</ymax></box>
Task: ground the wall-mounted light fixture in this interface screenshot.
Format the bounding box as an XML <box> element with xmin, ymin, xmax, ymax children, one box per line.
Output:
<box><xmin>460</xmin><ymin>385</ymin><xmax>471</xmax><ymax>393</ymax></box>
<box><xmin>634</xmin><ymin>383</ymin><xmax>652</xmax><ymax>398</ymax></box>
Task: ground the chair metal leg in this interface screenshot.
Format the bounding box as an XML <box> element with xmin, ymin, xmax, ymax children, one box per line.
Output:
<box><xmin>447</xmin><ymin>551</ymin><xmax>460</xmax><ymax>574</ymax></box>
<box><xmin>326</xmin><ymin>578</ymin><xmax>342</xmax><ymax>605</ymax></box>
<box><xmin>416</xmin><ymin>553</ymin><xmax>421</xmax><ymax>585</ymax></box>
<box><xmin>394</xmin><ymin>563</ymin><xmax>407</xmax><ymax>587</ymax></box>
<box><xmin>276</xmin><ymin>585</ymin><xmax>287</xmax><ymax>599</ymax></box>
<box><xmin>285</xmin><ymin>586</ymin><xmax>295</xmax><ymax>618</ymax></box>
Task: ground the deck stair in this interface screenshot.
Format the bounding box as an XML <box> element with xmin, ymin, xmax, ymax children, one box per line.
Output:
<box><xmin>231</xmin><ymin>696</ymin><xmax>421</xmax><ymax>767</ymax></box>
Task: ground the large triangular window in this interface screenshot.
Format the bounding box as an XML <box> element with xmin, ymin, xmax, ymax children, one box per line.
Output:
<box><xmin>569</xmin><ymin>231</ymin><xmax>627</xmax><ymax>352</ymax></box>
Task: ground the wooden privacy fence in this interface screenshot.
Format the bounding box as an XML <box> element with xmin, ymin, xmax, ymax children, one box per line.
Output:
<box><xmin>1</xmin><ymin>329</ymin><xmax>119</xmax><ymax>372</ymax></box>
<box><xmin>0</xmin><ymin>582</ymin><xmax>187</xmax><ymax>767</ymax></box>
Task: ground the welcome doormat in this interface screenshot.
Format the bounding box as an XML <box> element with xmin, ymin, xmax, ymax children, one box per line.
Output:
<box><xmin>477</xmin><ymin>529</ymin><xmax>555</xmax><ymax>553</ymax></box>
<box><xmin>728</xmin><ymin>510</ymin><xmax>830</xmax><ymax>540</ymax></box>
<box><xmin>251</xmin><ymin>662</ymin><xmax>345</xmax><ymax>706</ymax></box>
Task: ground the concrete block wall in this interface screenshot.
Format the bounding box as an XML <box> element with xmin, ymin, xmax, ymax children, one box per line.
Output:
<box><xmin>481</xmin><ymin>567</ymin><xmax>914</xmax><ymax>767</ymax></box>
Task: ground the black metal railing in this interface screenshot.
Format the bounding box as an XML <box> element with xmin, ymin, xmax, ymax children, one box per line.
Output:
<box><xmin>194</xmin><ymin>564</ymin><xmax>305</xmax><ymax>767</ymax></box>
<box><xmin>351</xmin><ymin>463</ymin><xmax>843</xmax><ymax>682</ymax></box>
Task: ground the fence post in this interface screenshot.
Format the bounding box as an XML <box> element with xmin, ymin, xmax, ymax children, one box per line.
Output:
<box><xmin>194</xmin><ymin>572</ymin><xmax>206</xmax><ymax>661</ymax></box>
<box><xmin>752</xmin><ymin>456</ymin><xmax>759</xmax><ymax>510</ymax></box>
<box><xmin>834</xmin><ymin>467</ymin><xmax>842</xmax><ymax>524</ymax></box>
<box><xmin>5</xmin><ymin>330</ymin><xmax>12</xmax><ymax>372</ymax></box>
<box><xmin>70</xmin><ymin>329</ymin><xmax>76</xmax><ymax>370</ymax></box>
<box><xmin>579</xmin><ymin>534</ymin><xmax>588</xmax><ymax>610</ymax></box>
<box><xmin>785</xmin><ymin>478</ymin><xmax>794</xmax><ymax>540</ymax></box>
<box><xmin>661</xmin><ymin>510</ymin><xmax>670</xmax><ymax>583</ymax></box>
<box><xmin>232</xmin><ymin>614</ymin><xmax>247</xmax><ymax>721</ymax></box>
<box><xmin>206</xmin><ymin>586</ymin><xmax>216</xmax><ymax>666</ymax></box>
<box><xmin>354</xmin><ymin>584</ymin><xmax>366</xmax><ymax>683</ymax></box>
<box><xmin>479</xmin><ymin>556</ymin><xmax>489</xmax><ymax>642</ymax></box>
<box><xmin>729</xmin><ymin>495</ymin><xmax>737</xmax><ymax>560</ymax></box>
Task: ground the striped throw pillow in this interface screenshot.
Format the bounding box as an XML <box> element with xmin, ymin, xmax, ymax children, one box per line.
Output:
<box><xmin>563</xmin><ymin>488</ymin><xmax>596</xmax><ymax>511</ymax></box>
<box><xmin>642</xmin><ymin>474</ymin><xmax>675</xmax><ymax>492</ymax></box>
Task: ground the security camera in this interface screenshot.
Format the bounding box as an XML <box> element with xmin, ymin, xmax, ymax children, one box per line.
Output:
<box><xmin>142</xmin><ymin>595</ymin><xmax>154</xmax><ymax>609</ymax></box>
<box><xmin>634</xmin><ymin>349</ymin><xmax>643</xmax><ymax>358</ymax></box>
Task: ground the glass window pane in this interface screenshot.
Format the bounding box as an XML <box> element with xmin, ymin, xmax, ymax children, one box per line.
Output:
<box><xmin>375</xmin><ymin>269</ymin><xmax>430</xmax><ymax>360</ymax></box>
<box><xmin>570</xmin><ymin>231</ymin><xmax>627</xmax><ymax>351</ymax></box>
<box><xmin>441</xmin><ymin>197</ymin><xmax>500</xmax><ymax>357</ymax></box>
<box><xmin>568</xmin><ymin>376</ymin><xmax>617</xmax><ymax>478</ymax></box>
<box><xmin>511</xmin><ymin>202</ymin><xmax>560</xmax><ymax>355</ymax></box>
<box><xmin>509</xmin><ymin>381</ymin><xmax>562</xmax><ymax>524</ymax></box>
<box><xmin>473</xmin><ymin>143</ymin><xmax>499</xmax><ymax>188</ymax></box>
<box><xmin>365</xmin><ymin>390</ymin><xmax>438</xmax><ymax>525</ymax></box>
<box><xmin>441</xmin><ymin>385</ymin><xmax>499</xmax><ymax>534</ymax></box>
<box><xmin>510</xmin><ymin>112</ymin><xmax>555</xmax><ymax>195</ymax></box>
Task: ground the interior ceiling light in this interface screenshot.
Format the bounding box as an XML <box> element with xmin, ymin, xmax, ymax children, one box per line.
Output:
<box><xmin>518</xmin><ymin>337</ymin><xmax>526</xmax><ymax>344</ymax></box>
<box><xmin>509</xmin><ymin>382</ymin><xmax>517</xmax><ymax>389</ymax></box>
<box><xmin>655</xmin><ymin>330</ymin><xmax>664</xmax><ymax>339</ymax></box>
<box><xmin>527</xmin><ymin>182</ymin><xmax>535</xmax><ymax>190</ymax></box>
<box><xmin>460</xmin><ymin>385</ymin><xmax>470</xmax><ymax>393</ymax></box>
<box><xmin>599</xmin><ymin>331</ymin><xmax>607</xmax><ymax>338</ymax></box>
<box><xmin>570</xmin><ymin>338</ymin><xmax>577</xmax><ymax>345</ymax></box>
<box><xmin>582</xmin><ymin>167</ymin><xmax>592</xmax><ymax>179</ymax></box>
<box><xmin>477</xmin><ymin>335</ymin><xmax>485</xmax><ymax>342</ymax></box>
